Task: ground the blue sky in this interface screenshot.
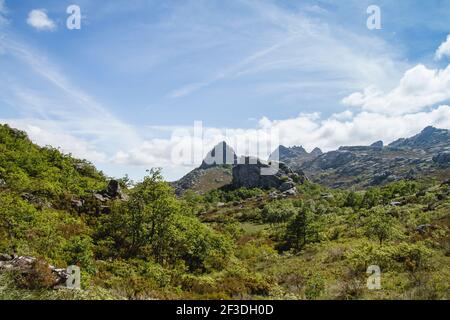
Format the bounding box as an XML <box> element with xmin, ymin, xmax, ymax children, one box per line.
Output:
<box><xmin>1</xmin><ymin>0</ymin><xmax>450</xmax><ymax>181</ymax></box>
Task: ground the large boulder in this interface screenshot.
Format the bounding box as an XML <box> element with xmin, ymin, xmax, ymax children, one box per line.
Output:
<box><xmin>232</xmin><ymin>158</ymin><xmax>307</xmax><ymax>191</ymax></box>
<box><xmin>93</xmin><ymin>179</ymin><xmax>128</xmax><ymax>202</ymax></box>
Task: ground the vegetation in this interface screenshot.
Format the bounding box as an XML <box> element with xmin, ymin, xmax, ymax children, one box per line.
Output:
<box><xmin>0</xmin><ymin>124</ymin><xmax>449</xmax><ymax>300</ymax></box>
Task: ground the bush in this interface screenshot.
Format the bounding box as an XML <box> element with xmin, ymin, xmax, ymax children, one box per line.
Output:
<box><xmin>346</xmin><ymin>242</ymin><xmax>433</xmax><ymax>274</ymax></box>
<box><xmin>262</xmin><ymin>200</ymin><xmax>296</xmax><ymax>224</ymax></box>
<box><xmin>14</xmin><ymin>259</ymin><xmax>56</xmax><ymax>290</ymax></box>
<box><xmin>305</xmin><ymin>274</ymin><xmax>326</xmax><ymax>300</ymax></box>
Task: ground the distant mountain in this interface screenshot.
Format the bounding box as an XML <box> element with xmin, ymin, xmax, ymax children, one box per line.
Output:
<box><xmin>298</xmin><ymin>126</ymin><xmax>450</xmax><ymax>188</ymax></box>
<box><xmin>269</xmin><ymin>145</ymin><xmax>322</xmax><ymax>169</ymax></box>
<box><xmin>389</xmin><ymin>126</ymin><xmax>450</xmax><ymax>152</ymax></box>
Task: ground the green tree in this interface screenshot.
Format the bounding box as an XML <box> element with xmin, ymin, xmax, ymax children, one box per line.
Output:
<box><xmin>364</xmin><ymin>207</ymin><xmax>398</xmax><ymax>245</ymax></box>
<box><xmin>361</xmin><ymin>189</ymin><xmax>380</xmax><ymax>209</ymax></box>
<box><xmin>99</xmin><ymin>169</ymin><xmax>232</xmax><ymax>271</ymax></box>
<box><xmin>344</xmin><ymin>191</ymin><xmax>363</xmax><ymax>208</ymax></box>
<box><xmin>285</xmin><ymin>210</ymin><xmax>308</xmax><ymax>251</ymax></box>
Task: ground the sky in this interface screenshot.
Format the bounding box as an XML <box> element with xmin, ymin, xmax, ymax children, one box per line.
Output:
<box><xmin>1</xmin><ymin>0</ymin><xmax>450</xmax><ymax>181</ymax></box>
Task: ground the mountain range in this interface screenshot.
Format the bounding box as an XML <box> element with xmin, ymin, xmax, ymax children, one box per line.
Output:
<box><xmin>173</xmin><ymin>126</ymin><xmax>450</xmax><ymax>194</ymax></box>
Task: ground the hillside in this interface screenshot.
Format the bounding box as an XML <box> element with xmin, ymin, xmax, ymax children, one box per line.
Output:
<box><xmin>0</xmin><ymin>123</ymin><xmax>449</xmax><ymax>300</ymax></box>
<box><xmin>275</xmin><ymin>127</ymin><xmax>450</xmax><ymax>189</ymax></box>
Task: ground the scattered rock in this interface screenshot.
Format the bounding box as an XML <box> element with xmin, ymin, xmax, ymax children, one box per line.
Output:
<box><xmin>71</xmin><ymin>199</ymin><xmax>84</xmax><ymax>209</ymax></box>
<box><xmin>93</xmin><ymin>193</ymin><xmax>108</xmax><ymax>202</ymax></box>
<box><xmin>433</xmin><ymin>152</ymin><xmax>450</xmax><ymax>166</ymax></box>
<box><xmin>371</xmin><ymin>171</ymin><xmax>392</xmax><ymax>185</ymax></box>
<box><xmin>321</xmin><ymin>193</ymin><xmax>334</xmax><ymax>200</ymax></box>
<box><xmin>20</xmin><ymin>193</ymin><xmax>50</xmax><ymax>209</ymax></box>
<box><xmin>283</xmin><ymin>187</ymin><xmax>297</xmax><ymax>196</ymax></box>
<box><xmin>314</xmin><ymin>151</ymin><xmax>356</xmax><ymax>170</ymax></box>
<box><xmin>415</xmin><ymin>224</ymin><xmax>437</xmax><ymax>234</ymax></box>
<box><xmin>0</xmin><ymin>253</ymin><xmax>12</xmax><ymax>261</ymax></box>
<box><xmin>268</xmin><ymin>191</ymin><xmax>280</xmax><ymax>199</ymax></box>
<box><xmin>279</xmin><ymin>181</ymin><xmax>295</xmax><ymax>192</ymax></box>
<box><xmin>0</xmin><ymin>255</ymin><xmax>69</xmax><ymax>287</ymax></box>
<box><xmin>106</xmin><ymin>180</ymin><xmax>128</xmax><ymax>200</ymax></box>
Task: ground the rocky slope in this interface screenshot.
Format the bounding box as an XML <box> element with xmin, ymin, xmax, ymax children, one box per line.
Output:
<box><xmin>295</xmin><ymin>126</ymin><xmax>450</xmax><ymax>188</ymax></box>
<box><xmin>269</xmin><ymin>145</ymin><xmax>322</xmax><ymax>168</ymax></box>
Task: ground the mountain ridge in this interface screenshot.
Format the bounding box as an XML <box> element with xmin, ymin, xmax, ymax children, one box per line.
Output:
<box><xmin>173</xmin><ymin>126</ymin><xmax>450</xmax><ymax>193</ymax></box>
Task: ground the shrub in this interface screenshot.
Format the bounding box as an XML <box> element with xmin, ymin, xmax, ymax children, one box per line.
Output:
<box><xmin>305</xmin><ymin>274</ymin><xmax>325</xmax><ymax>300</ymax></box>
<box><xmin>14</xmin><ymin>259</ymin><xmax>56</xmax><ymax>290</ymax></box>
<box><xmin>262</xmin><ymin>200</ymin><xmax>296</xmax><ymax>224</ymax></box>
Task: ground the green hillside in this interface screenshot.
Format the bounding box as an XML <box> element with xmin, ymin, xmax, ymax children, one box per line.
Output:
<box><xmin>0</xmin><ymin>124</ymin><xmax>449</xmax><ymax>300</ymax></box>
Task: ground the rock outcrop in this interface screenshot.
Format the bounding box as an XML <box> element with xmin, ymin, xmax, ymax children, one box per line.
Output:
<box><xmin>232</xmin><ymin>157</ymin><xmax>306</xmax><ymax>192</ymax></box>
<box><xmin>93</xmin><ymin>179</ymin><xmax>128</xmax><ymax>202</ymax></box>
<box><xmin>0</xmin><ymin>255</ymin><xmax>69</xmax><ymax>288</ymax></box>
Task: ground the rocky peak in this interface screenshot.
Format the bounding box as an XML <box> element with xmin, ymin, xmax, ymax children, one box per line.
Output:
<box><xmin>389</xmin><ymin>126</ymin><xmax>450</xmax><ymax>150</ymax></box>
<box><xmin>310</xmin><ymin>147</ymin><xmax>323</xmax><ymax>156</ymax></box>
<box><xmin>269</xmin><ymin>145</ymin><xmax>307</xmax><ymax>162</ymax></box>
<box><xmin>200</xmin><ymin>141</ymin><xmax>237</xmax><ymax>169</ymax></box>
<box><xmin>370</xmin><ymin>140</ymin><xmax>384</xmax><ymax>148</ymax></box>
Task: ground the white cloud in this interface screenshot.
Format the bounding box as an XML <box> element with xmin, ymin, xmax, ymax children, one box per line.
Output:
<box><xmin>435</xmin><ymin>35</ymin><xmax>450</xmax><ymax>60</ymax></box>
<box><xmin>330</xmin><ymin>110</ymin><xmax>353</xmax><ymax>121</ymax></box>
<box><xmin>342</xmin><ymin>64</ymin><xmax>450</xmax><ymax>115</ymax></box>
<box><xmin>27</xmin><ymin>9</ymin><xmax>56</xmax><ymax>31</ymax></box>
